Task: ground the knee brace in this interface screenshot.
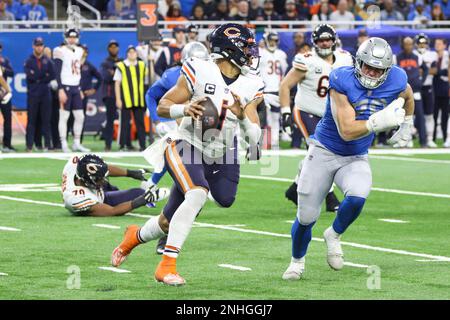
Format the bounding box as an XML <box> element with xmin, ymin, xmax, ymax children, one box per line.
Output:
<box><xmin>185</xmin><ymin>188</ymin><xmax>208</xmax><ymax>212</ymax></box>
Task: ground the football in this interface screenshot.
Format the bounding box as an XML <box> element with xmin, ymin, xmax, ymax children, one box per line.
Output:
<box><xmin>192</xmin><ymin>96</ymin><xmax>220</xmax><ymax>140</ymax></box>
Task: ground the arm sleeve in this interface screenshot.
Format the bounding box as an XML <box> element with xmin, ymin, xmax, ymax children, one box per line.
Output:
<box><xmin>180</xmin><ymin>60</ymin><xmax>197</xmax><ymax>94</ymax></box>
<box><xmin>54</xmin><ymin>58</ymin><xmax>63</xmax><ymax>89</ymax></box>
<box><xmin>145</xmin><ymin>80</ymin><xmax>167</xmax><ymax>122</ymax></box>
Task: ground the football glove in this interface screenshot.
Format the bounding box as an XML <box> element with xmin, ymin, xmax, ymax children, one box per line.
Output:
<box><xmin>1</xmin><ymin>92</ymin><xmax>12</xmax><ymax>104</ymax></box>
<box><xmin>387</xmin><ymin>115</ymin><xmax>413</xmax><ymax>147</ymax></box>
<box><xmin>281</xmin><ymin>106</ymin><xmax>293</xmax><ymax>136</ymax></box>
<box><xmin>366</xmin><ymin>98</ymin><xmax>405</xmax><ymax>133</ymax></box>
<box><xmin>131</xmin><ymin>185</ymin><xmax>158</xmax><ymax>209</ymax></box>
<box><xmin>127</xmin><ymin>168</ymin><xmax>150</xmax><ymax>181</ymax></box>
<box><xmin>246</xmin><ymin>143</ymin><xmax>261</xmax><ymax>161</ymax></box>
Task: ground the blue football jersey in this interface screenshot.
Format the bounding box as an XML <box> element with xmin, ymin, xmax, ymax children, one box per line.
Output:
<box><xmin>312</xmin><ymin>65</ymin><xmax>408</xmax><ymax>156</ymax></box>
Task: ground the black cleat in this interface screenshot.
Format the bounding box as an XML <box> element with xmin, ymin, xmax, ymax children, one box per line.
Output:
<box><xmin>156</xmin><ymin>235</ymin><xmax>167</xmax><ymax>255</ymax></box>
<box><xmin>326</xmin><ymin>192</ymin><xmax>340</xmax><ymax>213</ymax></box>
<box><xmin>285</xmin><ymin>182</ymin><xmax>298</xmax><ymax>205</ymax></box>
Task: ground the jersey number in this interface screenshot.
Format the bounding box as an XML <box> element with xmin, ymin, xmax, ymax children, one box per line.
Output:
<box><xmin>73</xmin><ymin>189</ymin><xmax>85</xmax><ymax>196</ymax></box>
<box><xmin>267</xmin><ymin>60</ymin><xmax>282</xmax><ymax>76</ymax></box>
<box><xmin>317</xmin><ymin>75</ymin><xmax>329</xmax><ymax>98</ymax></box>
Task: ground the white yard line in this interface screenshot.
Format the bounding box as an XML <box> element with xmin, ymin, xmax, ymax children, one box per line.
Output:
<box><xmin>0</xmin><ymin>272</ymin><xmax>8</xmax><ymax>276</ymax></box>
<box><xmin>98</xmin><ymin>267</ymin><xmax>131</xmax><ymax>273</ymax></box>
<box><xmin>0</xmin><ymin>195</ymin><xmax>65</xmax><ymax>207</ymax></box>
<box><xmin>378</xmin><ymin>219</ymin><xmax>409</xmax><ymax>224</ymax></box>
<box><xmin>415</xmin><ymin>259</ymin><xmax>450</xmax><ymax>262</ymax></box>
<box><xmin>343</xmin><ymin>262</ymin><xmax>370</xmax><ymax>268</ymax></box>
<box><xmin>92</xmin><ymin>224</ymin><xmax>121</xmax><ymax>230</ymax></box>
<box><xmin>218</xmin><ymin>264</ymin><xmax>252</xmax><ymax>271</ymax></box>
<box><xmin>0</xmin><ymin>226</ymin><xmax>21</xmax><ymax>232</ymax></box>
<box><xmin>2</xmin><ymin>195</ymin><xmax>450</xmax><ymax>263</ymax></box>
<box><xmin>369</xmin><ymin>155</ymin><xmax>450</xmax><ymax>165</ymax></box>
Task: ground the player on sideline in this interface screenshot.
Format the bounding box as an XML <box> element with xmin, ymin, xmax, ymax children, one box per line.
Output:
<box><xmin>280</xmin><ymin>24</ymin><xmax>352</xmax><ymax>212</ymax></box>
<box><xmin>111</xmin><ymin>23</ymin><xmax>265</xmax><ymax>286</ymax></box>
<box><xmin>53</xmin><ymin>29</ymin><xmax>90</xmax><ymax>153</ymax></box>
<box><xmin>258</xmin><ymin>31</ymin><xmax>288</xmax><ymax>149</ymax></box>
<box><xmin>62</xmin><ymin>154</ymin><xmax>168</xmax><ymax>216</ymax></box>
<box><xmin>282</xmin><ymin>37</ymin><xmax>415</xmax><ymax>280</ymax></box>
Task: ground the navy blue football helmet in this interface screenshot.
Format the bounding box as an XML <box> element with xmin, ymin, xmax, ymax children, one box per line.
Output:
<box><xmin>311</xmin><ymin>24</ymin><xmax>337</xmax><ymax>57</ymax></box>
<box><xmin>208</xmin><ymin>23</ymin><xmax>259</xmax><ymax>74</ymax></box>
<box><xmin>76</xmin><ymin>154</ymin><xmax>109</xmax><ymax>190</ymax></box>
<box><xmin>263</xmin><ymin>31</ymin><xmax>279</xmax><ymax>52</ymax></box>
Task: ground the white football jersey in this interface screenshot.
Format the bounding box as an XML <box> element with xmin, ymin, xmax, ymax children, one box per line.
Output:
<box><xmin>61</xmin><ymin>156</ymin><xmax>104</xmax><ymax>214</ymax></box>
<box><xmin>259</xmin><ymin>48</ymin><xmax>288</xmax><ymax>93</ymax></box>
<box><xmin>178</xmin><ymin>57</ymin><xmax>265</xmax><ymax>158</ymax></box>
<box><xmin>414</xmin><ymin>49</ymin><xmax>438</xmax><ymax>86</ymax></box>
<box><xmin>292</xmin><ymin>49</ymin><xmax>353</xmax><ymax>117</ymax></box>
<box><xmin>53</xmin><ymin>45</ymin><xmax>84</xmax><ymax>86</ymax></box>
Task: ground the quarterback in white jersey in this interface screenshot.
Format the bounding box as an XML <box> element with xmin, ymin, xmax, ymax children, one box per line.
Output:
<box><xmin>62</xmin><ymin>154</ymin><xmax>166</xmax><ymax>216</ymax></box>
<box><xmin>414</xmin><ymin>33</ymin><xmax>439</xmax><ymax>147</ymax></box>
<box><xmin>111</xmin><ymin>23</ymin><xmax>264</xmax><ymax>286</ymax></box>
<box><xmin>53</xmin><ymin>28</ymin><xmax>89</xmax><ymax>153</ymax></box>
<box><xmin>280</xmin><ymin>24</ymin><xmax>352</xmax><ymax>212</ymax></box>
<box><xmin>259</xmin><ymin>31</ymin><xmax>288</xmax><ymax>149</ymax></box>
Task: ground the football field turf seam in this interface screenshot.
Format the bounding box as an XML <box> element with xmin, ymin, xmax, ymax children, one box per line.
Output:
<box><xmin>1</xmin><ymin>195</ymin><xmax>449</xmax><ymax>263</ymax></box>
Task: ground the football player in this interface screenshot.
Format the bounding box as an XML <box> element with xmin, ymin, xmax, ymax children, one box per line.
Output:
<box><xmin>282</xmin><ymin>37</ymin><xmax>414</xmax><ymax>280</ymax></box>
<box><xmin>61</xmin><ymin>154</ymin><xmax>169</xmax><ymax>216</ymax></box>
<box><xmin>53</xmin><ymin>29</ymin><xmax>90</xmax><ymax>153</ymax></box>
<box><xmin>111</xmin><ymin>23</ymin><xmax>265</xmax><ymax>286</ymax></box>
<box><xmin>143</xmin><ymin>41</ymin><xmax>209</xmax><ymax>254</ymax></box>
<box><xmin>279</xmin><ymin>24</ymin><xmax>353</xmax><ymax>212</ymax></box>
<box><xmin>414</xmin><ymin>33</ymin><xmax>438</xmax><ymax>148</ymax></box>
<box><xmin>259</xmin><ymin>31</ymin><xmax>288</xmax><ymax>149</ymax></box>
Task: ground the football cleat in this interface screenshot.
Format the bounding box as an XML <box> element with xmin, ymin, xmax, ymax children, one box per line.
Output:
<box><xmin>154</xmin><ymin>256</ymin><xmax>185</xmax><ymax>286</ymax></box>
<box><xmin>325</xmin><ymin>192</ymin><xmax>340</xmax><ymax>213</ymax></box>
<box><xmin>323</xmin><ymin>226</ymin><xmax>344</xmax><ymax>270</ymax></box>
<box><xmin>111</xmin><ymin>225</ymin><xmax>141</xmax><ymax>267</ymax></box>
<box><xmin>282</xmin><ymin>257</ymin><xmax>305</xmax><ymax>280</ymax></box>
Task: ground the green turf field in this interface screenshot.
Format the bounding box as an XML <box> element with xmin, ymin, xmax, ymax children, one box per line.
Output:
<box><xmin>1</xmin><ymin>139</ymin><xmax>449</xmax><ymax>300</ymax></box>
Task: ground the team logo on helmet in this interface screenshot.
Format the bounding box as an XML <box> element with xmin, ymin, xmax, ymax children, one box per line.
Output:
<box><xmin>86</xmin><ymin>164</ymin><xmax>99</xmax><ymax>174</ymax></box>
<box><xmin>224</xmin><ymin>27</ymin><xmax>241</xmax><ymax>38</ymax></box>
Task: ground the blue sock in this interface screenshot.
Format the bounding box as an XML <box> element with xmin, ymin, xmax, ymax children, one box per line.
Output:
<box><xmin>332</xmin><ymin>196</ymin><xmax>366</xmax><ymax>234</ymax></box>
<box><xmin>291</xmin><ymin>218</ymin><xmax>315</xmax><ymax>259</ymax></box>
<box><xmin>151</xmin><ymin>167</ymin><xmax>167</xmax><ymax>185</ymax></box>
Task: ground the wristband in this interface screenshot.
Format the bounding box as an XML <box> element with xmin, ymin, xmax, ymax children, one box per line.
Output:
<box><xmin>169</xmin><ymin>104</ymin><xmax>185</xmax><ymax>119</ymax></box>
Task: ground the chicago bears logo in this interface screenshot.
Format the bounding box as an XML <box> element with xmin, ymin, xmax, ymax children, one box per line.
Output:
<box><xmin>86</xmin><ymin>164</ymin><xmax>99</xmax><ymax>174</ymax></box>
<box><xmin>224</xmin><ymin>27</ymin><xmax>241</xmax><ymax>38</ymax></box>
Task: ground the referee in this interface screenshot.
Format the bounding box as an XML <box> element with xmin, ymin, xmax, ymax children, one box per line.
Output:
<box><xmin>114</xmin><ymin>45</ymin><xmax>148</xmax><ymax>151</ymax></box>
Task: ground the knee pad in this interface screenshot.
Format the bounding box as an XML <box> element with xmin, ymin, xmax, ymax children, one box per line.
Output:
<box><xmin>213</xmin><ymin>194</ymin><xmax>236</xmax><ymax>208</ymax></box>
<box><xmin>297</xmin><ymin>204</ymin><xmax>320</xmax><ymax>226</ymax></box>
<box><xmin>185</xmin><ymin>188</ymin><xmax>208</xmax><ymax>211</ymax></box>
<box><xmin>59</xmin><ymin>109</ymin><xmax>70</xmax><ymax>122</ymax></box>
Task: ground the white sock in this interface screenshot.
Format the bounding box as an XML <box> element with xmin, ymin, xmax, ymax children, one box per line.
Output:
<box><xmin>425</xmin><ymin>114</ymin><xmax>435</xmax><ymax>142</ymax></box>
<box><xmin>73</xmin><ymin>110</ymin><xmax>85</xmax><ymax>144</ymax></box>
<box><xmin>268</xmin><ymin>111</ymin><xmax>280</xmax><ymax>147</ymax></box>
<box><xmin>164</xmin><ymin>188</ymin><xmax>208</xmax><ymax>258</ymax></box>
<box><xmin>138</xmin><ymin>216</ymin><xmax>165</xmax><ymax>242</ymax></box>
<box><xmin>58</xmin><ymin>109</ymin><xmax>70</xmax><ymax>141</ymax></box>
<box><xmin>291</xmin><ymin>257</ymin><xmax>304</xmax><ymax>263</ymax></box>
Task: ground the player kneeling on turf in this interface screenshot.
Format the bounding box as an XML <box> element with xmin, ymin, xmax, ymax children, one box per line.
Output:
<box><xmin>61</xmin><ymin>154</ymin><xmax>169</xmax><ymax>216</ymax></box>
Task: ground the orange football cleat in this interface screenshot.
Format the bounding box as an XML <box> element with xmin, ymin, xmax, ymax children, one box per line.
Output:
<box><xmin>154</xmin><ymin>255</ymin><xmax>186</xmax><ymax>286</ymax></box>
<box><xmin>111</xmin><ymin>225</ymin><xmax>141</xmax><ymax>267</ymax></box>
